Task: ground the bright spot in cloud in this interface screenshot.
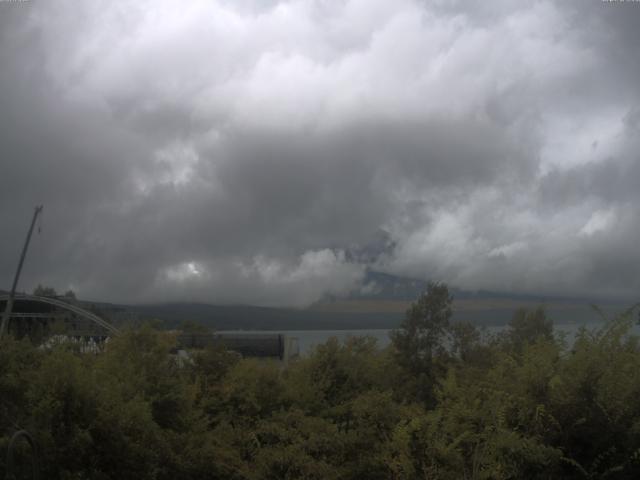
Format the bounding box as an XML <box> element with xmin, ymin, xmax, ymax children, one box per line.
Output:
<box><xmin>488</xmin><ymin>241</ymin><xmax>528</xmax><ymax>259</ymax></box>
<box><xmin>580</xmin><ymin>209</ymin><xmax>616</xmax><ymax>237</ymax></box>
<box><xmin>165</xmin><ymin>261</ymin><xmax>205</xmax><ymax>282</ymax></box>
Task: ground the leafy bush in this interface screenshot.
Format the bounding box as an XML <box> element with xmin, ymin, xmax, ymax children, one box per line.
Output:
<box><xmin>2</xmin><ymin>290</ymin><xmax>640</xmax><ymax>479</ymax></box>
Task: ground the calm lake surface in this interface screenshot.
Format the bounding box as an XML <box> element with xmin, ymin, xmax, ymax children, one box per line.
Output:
<box><xmin>220</xmin><ymin>321</ymin><xmax>639</xmax><ymax>356</ymax></box>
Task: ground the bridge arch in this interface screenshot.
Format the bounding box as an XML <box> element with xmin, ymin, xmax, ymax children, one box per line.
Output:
<box><xmin>0</xmin><ymin>294</ymin><xmax>120</xmax><ymax>336</ymax></box>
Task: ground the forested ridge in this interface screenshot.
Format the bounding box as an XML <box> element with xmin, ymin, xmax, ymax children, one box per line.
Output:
<box><xmin>2</xmin><ymin>284</ymin><xmax>640</xmax><ymax>479</ymax></box>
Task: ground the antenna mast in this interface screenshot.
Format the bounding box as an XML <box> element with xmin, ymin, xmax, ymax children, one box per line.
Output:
<box><xmin>0</xmin><ymin>205</ymin><xmax>44</xmax><ymax>340</ymax></box>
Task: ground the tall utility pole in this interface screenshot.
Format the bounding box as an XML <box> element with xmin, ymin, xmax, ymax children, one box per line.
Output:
<box><xmin>0</xmin><ymin>205</ymin><xmax>43</xmax><ymax>340</ymax></box>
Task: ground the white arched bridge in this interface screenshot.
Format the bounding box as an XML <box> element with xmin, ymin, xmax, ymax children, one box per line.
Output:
<box><xmin>0</xmin><ymin>293</ymin><xmax>120</xmax><ymax>337</ymax></box>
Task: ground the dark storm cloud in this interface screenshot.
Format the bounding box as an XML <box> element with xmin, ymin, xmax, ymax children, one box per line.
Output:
<box><xmin>1</xmin><ymin>0</ymin><xmax>639</xmax><ymax>305</ymax></box>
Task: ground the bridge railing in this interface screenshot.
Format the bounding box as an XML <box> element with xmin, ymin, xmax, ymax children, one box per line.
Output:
<box><xmin>0</xmin><ymin>294</ymin><xmax>120</xmax><ymax>336</ymax></box>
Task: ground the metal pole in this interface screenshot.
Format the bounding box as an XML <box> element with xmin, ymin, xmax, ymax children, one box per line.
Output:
<box><xmin>0</xmin><ymin>205</ymin><xmax>43</xmax><ymax>340</ymax></box>
<box><xmin>4</xmin><ymin>429</ymin><xmax>40</xmax><ymax>480</ymax></box>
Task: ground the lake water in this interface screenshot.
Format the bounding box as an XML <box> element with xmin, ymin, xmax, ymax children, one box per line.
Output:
<box><xmin>220</xmin><ymin>321</ymin><xmax>639</xmax><ymax>356</ymax></box>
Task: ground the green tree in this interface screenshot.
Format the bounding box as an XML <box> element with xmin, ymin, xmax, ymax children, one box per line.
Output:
<box><xmin>63</xmin><ymin>289</ymin><xmax>76</xmax><ymax>300</ymax></box>
<box><xmin>391</xmin><ymin>282</ymin><xmax>453</xmax><ymax>406</ymax></box>
<box><xmin>449</xmin><ymin>321</ymin><xmax>482</xmax><ymax>363</ymax></box>
<box><xmin>506</xmin><ymin>306</ymin><xmax>553</xmax><ymax>352</ymax></box>
<box><xmin>33</xmin><ymin>284</ymin><xmax>57</xmax><ymax>297</ymax></box>
<box><xmin>180</xmin><ymin>320</ymin><xmax>210</xmax><ymax>335</ymax></box>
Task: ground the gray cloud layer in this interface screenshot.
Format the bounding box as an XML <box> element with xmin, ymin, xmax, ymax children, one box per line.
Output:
<box><xmin>1</xmin><ymin>0</ymin><xmax>639</xmax><ymax>305</ymax></box>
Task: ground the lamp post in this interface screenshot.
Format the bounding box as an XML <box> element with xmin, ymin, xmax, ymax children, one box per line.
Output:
<box><xmin>0</xmin><ymin>205</ymin><xmax>43</xmax><ymax>341</ymax></box>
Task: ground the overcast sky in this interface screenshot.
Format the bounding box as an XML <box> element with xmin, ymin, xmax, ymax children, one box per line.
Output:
<box><xmin>1</xmin><ymin>0</ymin><xmax>639</xmax><ymax>306</ymax></box>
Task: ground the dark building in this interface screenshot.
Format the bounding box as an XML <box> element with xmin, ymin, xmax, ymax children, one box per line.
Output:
<box><xmin>177</xmin><ymin>332</ymin><xmax>299</xmax><ymax>362</ymax></box>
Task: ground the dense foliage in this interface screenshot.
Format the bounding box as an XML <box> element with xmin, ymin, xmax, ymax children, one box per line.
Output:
<box><xmin>2</xmin><ymin>284</ymin><xmax>640</xmax><ymax>479</ymax></box>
